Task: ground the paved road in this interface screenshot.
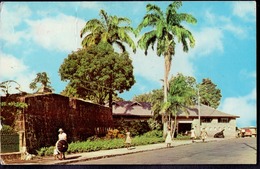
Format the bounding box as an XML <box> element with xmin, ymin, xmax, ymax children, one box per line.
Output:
<box><xmin>71</xmin><ymin>137</ymin><xmax>256</xmax><ymax>164</ymax></box>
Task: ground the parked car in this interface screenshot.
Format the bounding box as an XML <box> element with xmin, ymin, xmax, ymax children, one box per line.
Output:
<box><xmin>240</xmin><ymin>127</ymin><xmax>257</xmax><ymax>137</ymax></box>
<box><xmin>250</xmin><ymin>128</ymin><xmax>257</xmax><ymax>137</ymax></box>
<box><xmin>243</xmin><ymin>128</ymin><xmax>252</xmax><ymax>137</ymax></box>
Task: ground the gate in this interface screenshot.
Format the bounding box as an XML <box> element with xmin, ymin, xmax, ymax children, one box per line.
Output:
<box><xmin>0</xmin><ymin>133</ymin><xmax>19</xmax><ymax>153</ymax></box>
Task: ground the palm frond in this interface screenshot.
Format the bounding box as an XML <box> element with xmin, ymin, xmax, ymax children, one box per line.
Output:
<box><xmin>156</xmin><ymin>39</ymin><xmax>166</xmax><ymax>56</ymax></box>
<box><xmin>114</xmin><ymin>41</ymin><xmax>126</xmax><ymax>52</ymax></box>
<box><xmin>81</xmin><ymin>33</ymin><xmax>97</xmax><ymax>47</ymax></box>
<box><xmin>167</xmin><ymin>1</ymin><xmax>182</xmax><ymax>11</ymax></box>
<box><xmin>137</xmin><ymin>31</ymin><xmax>157</xmax><ymax>53</ymax></box>
<box><xmin>119</xmin><ymin>32</ymin><xmax>136</xmax><ymax>53</ymax></box>
<box><xmin>135</xmin><ymin>13</ymin><xmax>160</xmax><ymax>35</ymax></box>
<box><xmin>181</xmin><ymin>36</ymin><xmax>189</xmax><ymax>52</ymax></box>
<box><xmin>155</xmin><ymin>20</ymin><xmax>165</xmax><ymax>38</ymax></box>
<box><xmin>117</xmin><ymin>17</ymin><xmax>131</xmax><ymax>25</ymax></box>
<box><xmin>80</xmin><ymin>19</ymin><xmax>104</xmax><ymax>38</ymax></box>
<box><xmin>178</xmin><ymin>13</ymin><xmax>197</xmax><ymax>24</ymax></box>
<box><xmin>100</xmin><ymin>9</ymin><xmax>109</xmax><ymax>27</ymax></box>
<box><xmin>146</xmin><ymin>4</ymin><xmax>164</xmax><ymax>18</ymax></box>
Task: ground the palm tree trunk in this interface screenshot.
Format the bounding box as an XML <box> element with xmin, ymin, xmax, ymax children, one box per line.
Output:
<box><xmin>163</xmin><ymin>58</ymin><xmax>169</xmax><ymax>138</ymax></box>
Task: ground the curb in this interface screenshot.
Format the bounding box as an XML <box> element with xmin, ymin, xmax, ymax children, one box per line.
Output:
<box><xmin>5</xmin><ymin>138</ymin><xmax>231</xmax><ymax>165</ymax></box>
<box><xmin>54</xmin><ymin>146</ymin><xmax>169</xmax><ymax>165</ymax></box>
<box><xmin>51</xmin><ymin>141</ymin><xmax>198</xmax><ymax>165</ymax></box>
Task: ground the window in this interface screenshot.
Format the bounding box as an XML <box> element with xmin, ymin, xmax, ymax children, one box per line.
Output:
<box><xmin>201</xmin><ymin>118</ymin><xmax>212</xmax><ymax>123</ymax></box>
<box><xmin>218</xmin><ymin>118</ymin><xmax>229</xmax><ymax>123</ymax></box>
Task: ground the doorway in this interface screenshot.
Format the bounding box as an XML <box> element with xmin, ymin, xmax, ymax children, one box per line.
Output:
<box><xmin>178</xmin><ymin>122</ymin><xmax>192</xmax><ymax>135</ymax></box>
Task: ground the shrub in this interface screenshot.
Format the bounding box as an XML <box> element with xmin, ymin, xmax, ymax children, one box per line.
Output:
<box><xmin>147</xmin><ymin>118</ymin><xmax>162</xmax><ymax>130</ymax></box>
<box><xmin>175</xmin><ymin>133</ymin><xmax>198</xmax><ymax>140</ymax></box>
<box><xmin>87</xmin><ymin>135</ymin><xmax>99</xmax><ymax>141</ymax></box>
<box><xmin>105</xmin><ymin>129</ymin><xmax>122</xmax><ymax>139</ymax></box>
<box><xmin>36</xmin><ymin>147</ymin><xmax>48</xmax><ymax>156</ymax></box>
<box><xmin>114</xmin><ymin>119</ymin><xmax>151</xmax><ymax>137</ymax></box>
<box><xmin>143</xmin><ymin>130</ymin><xmax>163</xmax><ymax>138</ymax></box>
<box><xmin>36</xmin><ymin>130</ymin><xmax>165</xmax><ymax>156</ymax></box>
<box><xmin>132</xmin><ymin>134</ymin><xmax>164</xmax><ymax>146</ymax></box>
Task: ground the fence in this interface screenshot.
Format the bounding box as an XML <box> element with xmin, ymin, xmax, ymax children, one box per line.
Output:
<box><xmin>0</xmin><ymin>134</ymin><xmax>19</xmax><ymax>153</ymax></box>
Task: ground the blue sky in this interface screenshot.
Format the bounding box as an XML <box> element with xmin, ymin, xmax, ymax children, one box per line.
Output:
<box><xmin>0</xmin><ymin>1</ymin><xmax>256</xmax><ymax>128</ymax></box>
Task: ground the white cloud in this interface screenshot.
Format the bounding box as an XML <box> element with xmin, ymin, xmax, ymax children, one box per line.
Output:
<box><xmin>223</xmin><ymin>23</ymin><xmax>246</xmax><ymax>39</ymax></box>
<box><xmin>131</xmin><ymin>48</ymin><xmax>165</xmax><ymax>84</ymax></box>
<box><xmin>130</xmin><ymin>25</ymin><xmax>225</xmax><ymax>84</ymax></box>
<box><xmin>239</xmin><ymin>70</ymin><xmax>256</xmax><ymax>79</ymax></box>
<box><xmin>232</xmin><ymin>1</ymin><xmax>256</xmax><ymax>22</ymax></box>
<box><xmin>80</xmin><ymin>1</ymin><xmax>106</xmax><ymax>11</ymax></box>
<box><xmin>0</xmin><ymin>52</ymin><xmax>28</xmax><ymax>79</ymax></box>
<box><xmin>204</xmin><ymin>10</ymin><xmax>216</xmax><ymax>25</ymax></box>
<box><xmin>26</xmin><ymin>14</ymin><xmax>86</xmax><ymax>53</ymax></box>
<box><xmin>15</xmin><ymin>73</ymin><xmax>36</xmax><ymax>94</ymax></box>
<box><xmin>220</xmin><ymin>87</ymin><xmax>256</xmax><ymax>127</ymax></box>
<box><xmin>203</xmin><ymin>9</ymin><xmax>247</xmax><ymax>39</ymax></box>
<box><xmin>192</xmin><ymin>27</ymin><xmax>224</xmax><ymax>57</ymax></box>
<box><xmin>129</xmin><ymin>36</ymin><xmax>195</xmax><ymax>85</ymax></box>
<box><xmin>0</xmin><ymin>4</ymin><xmax>31</xmax><ymax>44</ymax></box>
<box><xmin>0</xmin><ymin>52</ymin><xmax>35</xmax><ymax>95</ymax></box>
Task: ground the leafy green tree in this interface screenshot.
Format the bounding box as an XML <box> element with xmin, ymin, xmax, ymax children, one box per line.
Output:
<box><xmin>29</xmin><ymin>72</ymin><xmax>53</xmax><ymax>93</ymax></box>
<box><xmin>162</xmin><ymin>73</ymin><xmax>196</xmax><ymax>138</ymax></box>
<box><xmin>135</xmin><ymin>1</ymin><xmax>197</xmax><ymax>136</ymax></box>
<box><xmin>198</xmin><ymin>78</ymin><xmax>222</xmax><ymax>109</ymax></box>
<box><xmin>59</xmin><ymin>42</ymin><xmax>135</xmax><ymax>106</ymax></box>
<box><xmin>133</xmin><ymin>89</ymin><xmax>164</xmax><ymax>130</ymax></box>
<box><xmin>80</xmin><ymin>9</ymin><xmax>136</xmax><ymax>53</ymax></box>
<box><xmin>80</xmin><ymin>9</ymin><xmax>136</xmax><ymax>105</ymax></box>
<box><xmin>133</xmin><ymin>93</ymin><xmax>150</xmax><ymax>102</ymax></box>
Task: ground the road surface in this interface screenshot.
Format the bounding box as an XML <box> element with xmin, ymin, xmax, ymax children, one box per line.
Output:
<box><xmin>71</xmin><ymin>137</ymin><xmax>256</xmax><ymax>164</ymax></box>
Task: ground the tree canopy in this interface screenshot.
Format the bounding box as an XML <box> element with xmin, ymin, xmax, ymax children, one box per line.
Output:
<box><xmin>198</xmin><ymin>78</ymin><xmax>222</xmax><ymax>109</ymax></box>
<box><xmin>29</xmin><ymin>72</ymin><xmax>53</xmax><ymax>92</ymax></box>
<box><xmin>80</xmin><ymin>9</ymin><xmax>136</xmax><ymax>53</ymax></box>
<box><xmin>59</xmin><ymin>42</ymin><xmax>135</xmax><ymax>105</ymax></box>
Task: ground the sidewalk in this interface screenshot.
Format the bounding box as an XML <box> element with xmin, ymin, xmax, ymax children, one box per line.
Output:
<box><xmin>3</xmin><ymin>137</ymin><xmax>230</xmax><ymax>165</ymax></box>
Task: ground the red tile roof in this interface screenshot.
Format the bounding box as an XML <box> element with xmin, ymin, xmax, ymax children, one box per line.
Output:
<box><xmin>112</xmin><ymin>101</ymin><xmax>153</xmax><ymax>117</ymax></box>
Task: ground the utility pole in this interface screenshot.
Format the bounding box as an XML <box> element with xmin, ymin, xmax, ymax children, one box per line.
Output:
<box><xmin>198</xmin><ymin>86</ymin><xmax>201</xmax><ymax>133</ymax></box>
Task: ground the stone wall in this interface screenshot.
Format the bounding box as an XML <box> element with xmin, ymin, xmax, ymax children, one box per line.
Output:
<box><xmin>2</xmin><ymin>93</ymin><xmax>113</xmax><ymax>154</ymax></box>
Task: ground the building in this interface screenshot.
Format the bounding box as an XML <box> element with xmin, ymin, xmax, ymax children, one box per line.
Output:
<box><xmin>1</xmin><ymin>93</ymin><xmax>113</xmax><ymax>154</ymax></box>
<box><xmin>111</xmin><ymin>101</ymin><xmax>153</xmax><ymax>121</ymax></box>
<box><xmin>176</xmin><ymin>104</ymin><xmax>240</xmax><ymax>138</ymax></box>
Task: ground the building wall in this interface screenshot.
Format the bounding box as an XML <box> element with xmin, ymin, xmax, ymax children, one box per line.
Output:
<box><xmin>177</xmin><ymin>117</ymin><xmax>237</xmax><ymax>138</ymax></box>
<box><xmin>200</xmin><ymin>118</ymin><xmax>237</xmax><ymax>138</ymax></box>
<box><xmin>10</xmin><ymin>94</ymin><xmax>113</xmax><ymax>154</ymax></box>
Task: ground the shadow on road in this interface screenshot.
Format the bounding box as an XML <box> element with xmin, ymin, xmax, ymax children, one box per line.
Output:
<box><xmin>65</xmin><ymin>155</ymin><xmax>82</xmax><ymax>160</ymax></box>
<box><xmin>243</xmin><ymin>143</ymin><xmax>257</xmax><ymax>151</ymax></box>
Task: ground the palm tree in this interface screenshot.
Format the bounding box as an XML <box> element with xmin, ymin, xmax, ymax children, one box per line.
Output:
<box><xmin>29</xmin><ymin>72</ymin><xmax>53</xmax><ymax>93</ymax></box>
<box><xmin>80</xmin><ymin>9</ymin><xmax>136</xmax><ymax>53</ymax></box>
<box><xmin>0</xmin><ymin>80</ymin><xmax>21</xmax><ymax>96</ymax></box>
<box><xmin>135</xmin><ymin>1</ymin><xmax>197</xmax><ymax>136</ymax></box>
<box><xmin>162</xmin><ymin>73</ymin><xmax>195</xmax><ymax>139</ymax></box>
